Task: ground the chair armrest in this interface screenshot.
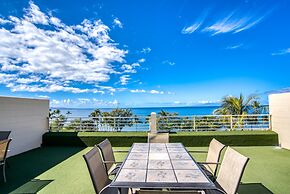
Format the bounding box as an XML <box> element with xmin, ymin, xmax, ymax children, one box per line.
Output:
<box><xmin>198</xmin><ymin>162</ymin><xmax>221</xmax><ymax>165</ymax></box>
<box><xmin>188</xmin><ymin>150</ymin><xmax>208</xmax><ymax>153</ymax></box>
<box><xmin>113</xmin><ymin>150</ymin><xmax>128</xmax><ymax>153</ymax></box>
<box><xmin>103</xmin><ymin>161</ymin><xmax>123</xmax><ymax>164</ymax></box>
<box><xmin>100</xmin><ymin>184</ymin><xmax>111</xmax><ymax>194</ymax></box>
<box><xmin>103</xmin><ymin>161</ymin><xmax>116</xmax><ymax>164</ymax></box>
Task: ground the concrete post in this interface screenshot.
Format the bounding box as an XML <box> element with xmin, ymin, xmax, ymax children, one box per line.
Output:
<box><xmin>230</xmin><ymin>115</ymin><xmax>233</xmax><ymax>131</ymax></box>
<box><xmin>193</xmin><ymin>116</ymin><xmax>196</xmax><ymax>132</ymax></box>
<box><xmin>149</xmin><ymin>112</ymin><xmax>157</xmax><ymax>133</ymax></box>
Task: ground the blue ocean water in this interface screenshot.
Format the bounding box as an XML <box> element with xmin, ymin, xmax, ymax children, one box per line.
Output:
<box><xmin>52</xmin><ymin>106</ymin><xmax>220</xmax><ymax>117</ymax></box>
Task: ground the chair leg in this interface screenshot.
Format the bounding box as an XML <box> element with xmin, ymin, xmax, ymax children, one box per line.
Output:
<box><xmin>3</xmin><ymin>162</ymin><xmax>6</xmax><ymax>183</ymax></box>
<box><xmin>6</xmin><ymin>161</ymin><xmax>10</xmax><ymax>168</ymax></box>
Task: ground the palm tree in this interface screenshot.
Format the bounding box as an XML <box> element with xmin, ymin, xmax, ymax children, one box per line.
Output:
<box><xmin>214</xmin><ymin>94</ymin><xmax>263</xmax><ymax>130</ymax></box>
<box><xmin>157</xmin><ymin>110</ymin><xmax>178</xmax><ymax>131</ymax></box>
<box><xmin>103</xmin><ymin>108</ymin><xmax>136</xmax><ymax>131</ymax></box>
<box><xmin>89</xmin><ymin>109</ymin><xmax>102</xmax><ymax>119</ymax></box>
<box><xmin>214</xmin><ymin>94</ymin><xmax>260</xmax><ymax>115</ymax></box>
<box><xmin>49</xmin><ymin>109</ymin><xmax>66</xmax><ymax>131</ymax></box>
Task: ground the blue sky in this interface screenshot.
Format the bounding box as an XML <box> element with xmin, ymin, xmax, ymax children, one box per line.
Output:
<box><xmin>0</xmin><ymin>0</ymin><xmax>289</xmax><ymax>108</ymax></box>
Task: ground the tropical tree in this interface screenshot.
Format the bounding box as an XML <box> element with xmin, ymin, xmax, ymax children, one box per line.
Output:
<box><xmin>89</xmin><ymin>109</ymin><xmax>102</xmax><ymax>119</ymax></box>
<box><xmin>213</xmin><ymin>94</ymin><xmax>261</xmax><ymax>115</ymax></box>
<box><xmin>88</xmin><ymin>108</ymin><xmax>139</xmax><ymax>131</ymax></box>
<box><xmin>66</xmin><ymin>118</ymin><xmax>96</xmax><ymax>131</ymax></box>
<box><xmin>157</xmin><ymin>110</ymin><xmax>180</xmax><ymax>131</ymax></box>
<box><xmin>89</xmin><ymin>109</ymin><xmax>103</xmax><ymax>130</ymax></box>
<box><xmin>213</xmin><ymin>94</ymin><xmax>263</xmax><ymax>130</ymax></box>
<box><xmin>49</xmin><ymin>109</ymin><xmax>66</xmax><ymax>131</ymax></box>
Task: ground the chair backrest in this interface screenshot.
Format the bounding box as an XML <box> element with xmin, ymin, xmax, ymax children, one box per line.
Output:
<box><xmin>0</xmin><ymin>139</ymin><xmax>12</xmax><ymax>161</ymax></box>
<box><xmin>136</xmin><ymin>190</ymin><xmax>204</xmax><ymax>194</ymax></box>
<box><xmin>205</xmin><ymin>138</ymin><xmax>226</xmax><ymax>175</ymax></box>
<box><xmin>216</xmin><ymin>147</ymin><xmax>249</xmax><ymax>194</ymax></box>
<box><xmin>0</xmin><ymin>131</ymin><xmax>11</xmax><ymax>141</ymax></box>
<box><xmin>97</xmin><ymin>139</ymin><xmax>115</xmax><ymax>173</ymax></box>
<box><xmin>148</xmin><ymin>132</ymin><xmax>169</xmax><ymax>143</ymax></box>
<box><xmin>83</xmin><ymin>147</ymin><xmax>110</xmax><ymax>194</ymax></box>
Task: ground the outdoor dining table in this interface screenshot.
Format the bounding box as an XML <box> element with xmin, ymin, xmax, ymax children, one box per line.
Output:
<box><xmin>110</xmin><ymin>143</ymin><xmax>217</xmax><ymax>192</ymax></box>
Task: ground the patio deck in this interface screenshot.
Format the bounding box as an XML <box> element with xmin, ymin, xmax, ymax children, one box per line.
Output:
<box><xmin>0</xmin><ymin>146</ymin><xmax>289</xmax><ymax>194</ymax></box>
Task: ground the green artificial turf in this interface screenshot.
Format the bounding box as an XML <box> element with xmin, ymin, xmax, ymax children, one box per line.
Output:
<box><xmin>1</xmin><ymin>146</ymin><xmax>289</xmax><ymax>194</ymax></box>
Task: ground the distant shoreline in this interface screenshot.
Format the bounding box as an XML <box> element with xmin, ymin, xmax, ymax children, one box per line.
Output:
<box><xmin>51</xmin><ymin>104</ymin><xmax>269</xmax><ymax>110</ymax></box>
<box><xmin>50</xmin><ymin>105</ymin><xmax>269</xmax><ymax>117</ymax></box>
<box><xmin>50</xmin><ymin>105</ymin><xmax>222</xmax><ymax>110</ymax></box>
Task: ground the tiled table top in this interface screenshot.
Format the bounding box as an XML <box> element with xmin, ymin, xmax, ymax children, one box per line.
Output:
<box><xmin>111</xmin><ymin>143</ymin><xmax>216</xmax><ymax>190</ymax></box>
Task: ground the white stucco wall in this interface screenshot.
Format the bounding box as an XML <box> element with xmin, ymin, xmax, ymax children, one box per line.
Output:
<box><xmin>0</xmin><ymin>96</ymin><xmax>49</xmax><ymax>157</ymax></box>
<box><xmin>269</xmin><ymin>92</ymin><xmax>290</xmax><ymax>149</ymax></box>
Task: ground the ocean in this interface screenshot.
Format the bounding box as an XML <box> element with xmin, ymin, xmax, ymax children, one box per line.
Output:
<box><xmin>52</xmin><ymin>106</ymin><xmax>220</xmax><ymax>117</ymax></box>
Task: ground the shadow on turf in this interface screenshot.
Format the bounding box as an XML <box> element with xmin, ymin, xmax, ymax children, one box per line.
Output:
<box><xmin>238</xmin><ymin>183</ymin><xmax>273</xmax><ymax>194</ymax></box>
<box><xmin>0</xmin><ymin>146</ymin><xmax>84</xmax><ymax>194</ymax></box>
<box><xmin>10</xmin><ymin>179</ymin><xmax>53</xmax><ymax>194</ymax></box>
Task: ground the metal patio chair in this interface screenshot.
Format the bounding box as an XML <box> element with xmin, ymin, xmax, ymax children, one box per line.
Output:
<box><xmin>136</xmin><ymin>190</ymin><xmax>205</xmax><ymax>194</ymax></box>
<box><xmin>194</xmin><ymin>138</ymin><xmax>226</xmax><ymax>178</ymax></box>
<box><xmin>97</xmin><ymin>139</ymin><xmax>126</xmax><ymax>176</ymax></box>
<box><xmin>205</xmin><ymin>147</ymin><xmax>250</xmax><ymax>194</ymax></box>
<box><xmin>83</xmin><ymin>146</ymin><xmax>129</xmax><ymax>194</ymax></box>
<box><xmin>0</xmin><ymin>138</ymin><xmax>12</xmax><ymax>182</ymax></box>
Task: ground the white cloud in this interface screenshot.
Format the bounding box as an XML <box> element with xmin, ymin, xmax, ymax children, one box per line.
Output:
<box><xmin>198</xmin><ymin>100</ymin><xmax>220</xmax><ymax>104</ymax></box>
<box><xmin>140</xmin><ymin>47</ymin><xmax>151</xmax><ymax>54</ymax></box>
<box><xmin>162</xmin><ymin>60</ymin><xmax>175</xmax><ymax>66</ymax></box>
<box><xmin>182</xmin><ymin>23</ymin><xmax>202</xmax><ymax>34</ymax></box>
<box><xmin>38</xmin><ymin>95</ymin><xmax>49</xmax><ymax>99</ymax></box>
<box><xmin>24</xmin><ymin>1</ymin><xmax>49</xmax><ymax>24</ymax></box>
<box><xmin>113</xmin><ymin>18</ymin><xmax>123</xmax><ymax>28</ymax></box>
<box><xmin>272</xmin><ymin>48</ymin><xmax>290</xmax><ymax>56</ymax></box>
<box><xmin>121</xmin><ymin>64</ymin><xmax>136</xmax><ymax>73</ymax></box>
<box><xmin>120</xmin><ymin>62</ymin><xmax>140</xmax><ymax>74</ymax></box>
<box><xmin>203</xmin><ymin>10</ymin><xmax>269</xmax><ymax>35</ymax></box>
<box><xmin>182</xmin><ymin>7</ymin><xmax>271</xmax><ymax>36</ymax></box>
<box><xmin>138</xmin><ymin>58</ymin><xmax>145</xmax><ymax>63</ymax></box>
<box><xmin>120</xmin><ymin>75</ymin><xmax>130</xmax><ymax>85</ymax></box>
<box><xmin>129</xmin><ymin>89</ymin><xmax>169</xmax><ymax>95</ymax></box>
<box><xmin>0</xmin><ymin>18</ymin><xmax>12</xmax><ymax>25</ymax></box>
<box><xmin>0</xmin><ymin>2</ymin><xmax>132</xmax><ymax>94</ymax></box>
<box><xmin>130</xmin><ymin>89</ymin><xmax>146</xmax><ymax>93</ymax></box>
<box><xmin>225</xmin><ymin>43</ymin><xmax>243</xmax><ymax>50</ymax></box>
<box><xmin>96</xmin><ymin>85</ymin><xmax>116</xmax><ymax>93</ymax></box>
<box><xmin>150</xmin><ymin>90</ymin><xmax>164</xmax><ymax>94</ymax></box>
<box><xmin>50</xmin><ymin>98</ymin><xmax>119</xmax><ymax>108</ymax></box>
<box><xmin>181</xmin><ymin>10</ymin><xmax>208</xmax><ymax>34</ymax></box>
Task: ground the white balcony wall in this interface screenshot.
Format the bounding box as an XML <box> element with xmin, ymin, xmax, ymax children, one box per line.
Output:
<box><xmin>269</xmin><ymin>92</ymin><xmax>290</xmax><ymax>149</ymax></box>
<box><xmin>0</xmin><ymin>96</ymin><xmax>49</xmax><ymax>157</ymax></box>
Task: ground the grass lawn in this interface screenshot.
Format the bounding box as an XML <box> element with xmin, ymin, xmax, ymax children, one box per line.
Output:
<box><xmin>0</xmin><ymin>146</ymin><xmax>289</xmax><ymax>194</ymax></box>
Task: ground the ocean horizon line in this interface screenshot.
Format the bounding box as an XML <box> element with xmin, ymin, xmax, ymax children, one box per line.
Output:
<box><xmin>50</xmin><ymin>105</ymin><xmax>222</xmax><ymax>110</ymax></box>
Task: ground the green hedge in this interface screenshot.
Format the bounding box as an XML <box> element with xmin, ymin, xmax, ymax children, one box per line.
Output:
<box><xmin>42</xmin><ymin>130</ymin><xmax>278</xmax><ymax>147</ymax></box>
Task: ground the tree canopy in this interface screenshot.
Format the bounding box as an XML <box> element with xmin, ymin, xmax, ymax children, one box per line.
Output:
<box><xmin>214</xmin><ymin>94</ymin><xmax>263</xmax><ymax>115</ymax></box>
